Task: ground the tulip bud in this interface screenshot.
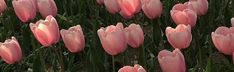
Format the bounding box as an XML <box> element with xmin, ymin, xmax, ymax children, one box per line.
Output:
<box><xmin>104</xmin><ymin>0</ymin><xmax>120</xmax><ymax>14</ymax></box>
<box><xmin>0</xmin><ymin>0</ymin><xmax>7</xmax><ymax>13</ymax></box>
<box><xmin>158</xmin><ymin>49</ymin><xmax>186</xmax><ymax>72</ymax></box>
<box><xmin>60</xmin><ymin>25</ymin><xmax>85</xmax><ymax>53</ymax></box>
<box><xmin>142</xmin><ymin>0</ymin><xmax>163</xmax><ymax>19</ymax></box>
<box><xmin>0</xmin><ymin>37</ymin><xmax>22</xmax><ymax>64</ymax></box>
<box><xmin>170</xmin><ymin>3</ymin><xmax>197</xmax><ymax>27</ymax></box>
<box><xmin>118</xmin><ymin>64</ymin><xmax>146</xmax><ymax>72</ymax></box>
<box><xmin>166</xmin><ymin>24</ymin><xmax>192</xmax><ymax>49</ymax></box>
<box><xmin>97</xmin><ymin>22</ymin><xmax>127</xmax><ymax>55</ymax></box>
<box><xmin>30</xmin><ymin>15</ymin><xmax>60</xmax><ymax>47</ymax></box>
<box><xmin>12</xmin><ymin>0</ymin><xmax>36</xmax><ymax>22</ymax></box>
<box><xmin>124</xmin><ymin>24</ymin><xmax>144</xmax><ymax>48</ymax></box>
<box><xmin>37</xmin><ymin>0</ymin><xmax>57</xmax><ymax>18</ymax></box>
<box><xmin>118</xmin><ymin>0</ymin><xmax>141</xmax><ymax>19</ymax></box>
<box><xmin>211</xmin><ymin>26</ymin><xmax>234</xmax><ymax>55</ymax></box>
<box><xmin>185</xmin><ymin>0</ymin><xmax>208</xmax><ymax>16</ymax></box>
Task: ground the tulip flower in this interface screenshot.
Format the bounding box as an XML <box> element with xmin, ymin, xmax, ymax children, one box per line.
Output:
<box><xmin>124</xmin><ymin>24</ymin><xmax>144</xmax><ymax>48</ymax></box>
<box><xmin>97</xmin><ymin>22</ymin><xmax>127</xmax><ymax>55</ymax></box>
<box><xmin>170</xmin><ymin>3</ymin><xmax>197</xmax><ymax>27</ymax></box>
<box><xmin>185</xmin><ymin>0</ymin><xmax>208</xmax><ymax>16</ymax></box>
<box><xmin>118</xmin><ymin>64</ymin><xmax>146</xmax><ymax>72</ymax></box>
<box><xmin>142</xmin><ymin>0</ymin><xmax>163</xmax><ymax>19</ymax></box>
<box><xmin>166</xmin><ymin>24</ymin><xmax>192</xmax><ymax>49</ymax></box>
<box><xmin>118</xmin><ymin>0</ymin><xmax>141</xmax><ymax>19</ymax></box>
<box><xmin>157</xmin><ymin>49</ymin><xmax>186</xmax><ymax>72</ymax></box>
<box><xmin>37</xmin><ymin>0</ymin><xmax>57</xmax><ymax>18</ymax></box>
<box><xmin>97</xmin><ymin>0</ymin><xmax>104</xmax><ymax>5</ymax></box>
<box><xmin>30</xmin><ymin>15</ymin><xmax>60</xmax><ymax>47</ymax></box>
<box><xmin>12</xmin><ymin>0</ymin><xmax>36</xmax><ymax>22</ymax></box>
<box><xmin>104</xmin><ymin>0</ymin><xmax>120</xmax><ymax>14</ymax></box>
<box><xmin>231</xmin><ymin>17</ymin><xmax>234</xmax><ymax>27</ymax></box>
<box><xmin>0</xmin><ymin>0</ymin><xmax>7</xmax><ymax>13</ymax></box>
<box><xmin>60</xmin><ymin>25</ymin><xmax>85</xmax><ymax>53</ymax></box>
<box><xmin>0</xmin><ymin>37</ymin><xmax>22</xmax><ymax>64</ymax></box>
<box><xmin>211</xmin><ymin>26</ymin><xmax>234</xmax><ymax>55</ymax></box>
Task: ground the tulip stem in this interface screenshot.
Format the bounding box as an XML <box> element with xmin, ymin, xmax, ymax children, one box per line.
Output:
<box><xmin>53</xmin><ymin>45</ymin><xmax>64</xmax><ymax>72</ymax></box>
<box><xmin>112</xmin><ymin>56</ymin><xmax>115</xmax><ymax>72</ymax></box>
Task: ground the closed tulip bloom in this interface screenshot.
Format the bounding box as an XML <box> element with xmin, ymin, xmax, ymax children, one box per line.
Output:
<box><xmin>118</xmin><ymin>64</ymin><xmax>146</xmax><ymax>72</ymax></box>
<box><xmin>0</xmin><ymin>37</ymin><xmax>22</xmax><ymax>64</ymax></box>
<box><xmin>157</xmin><ymin>49</ymin><xmax>186</xmax><ymax>72</ymax></box>
<box><xmin>118</xmin><ymin>0</ymin><xmax>141</xmax><ymax>19</ymax></box>
<box><xmin>231</xmin><ymin>17</ymin><xmax>234</xmax><ymax>27</ymax></box>
<box><xmin>166</xmin><ymin>24</ymin><xmax>192</xmax><ymax>49</ymax></box>
<box><xmin>60</xmin><ymin>25</ymin><xmax>85</xmax><ymax>53</ymax></box>
<box><xmin>185</xmin><ymin>0</ymin><xmax>208</xmax><ymax>16</ymax></box>
<box><xmin>12</xmin><ymin>0</ymin><xmax>36</xmax><ymax>22</ymax></box>
<box><xmin>97</xmin><ymin>23</ymin><xmax>127</xmax><ymax>55</ymax></box>
<box><xmin>37</xmin><ymin>0</ymin><xmax>57</xmax><ymax>18</ymax></box>
<box><xmin>142</xmin><ymin>0</ymin><xmax>163</xmax><ymax>19</ymax></box>
<box><xmin>170</xmin><ymin>3</ymin><xmax>197</xmax><ymax>27</ymax></box>
<box><xmin>104</xmin><ymin>0</ymin><xmax>120</xmax><ymax>14</ymax></box>
<box><xmin>0</xmin><ymin>0</ymin><xmax>7</xmax><ymax>13</ymax></box>
<box><xmin>125</xmin><ymin>24</ymin><xmax>144</xmax><ymax>48</ymax></box>
<box><xmin>211</xmin><ymin>26</ymin><xmax>234</xmax><ymax>55</ymax></box>
<box><xmin>97</xmin><ymin>0</ymin><xmax>104</xmax><ymax>5</ymax></box>
<box><xmin>30</xmin><ymin>15</ymin><xmax>60</xmax><ymax>47</ymax></box>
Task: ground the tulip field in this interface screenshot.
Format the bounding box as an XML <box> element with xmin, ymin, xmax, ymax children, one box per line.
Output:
<box><xmin>1</xmin><ymin>0</ymin><xmax>234</xmax><ymax>72</ymax></box>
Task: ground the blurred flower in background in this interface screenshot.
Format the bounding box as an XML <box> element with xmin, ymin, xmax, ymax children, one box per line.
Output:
<box><xmin>103</xmin><ymin>0</ymin><xmax>120</xmax><ymax>14</ymax></box>
<box><xmin>37</xmin><ymin>0</ymin><xmax>57</xmax><ymax>18</ymax></box>
<box><xmin>185</xmin><ymin>0</ymin><xmax>209</xmax><ymax>16</ymax></box>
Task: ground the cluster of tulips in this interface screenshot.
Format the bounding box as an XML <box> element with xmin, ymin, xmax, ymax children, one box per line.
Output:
<box><xmin>97</xmin><ymin>0</ymin><xmax>162</xmax><ymax>19</ymax></box>
<box><xmin>1</xmin><ymin>0</ymin><xmax>234</xmax><ymax>72</ymax></box>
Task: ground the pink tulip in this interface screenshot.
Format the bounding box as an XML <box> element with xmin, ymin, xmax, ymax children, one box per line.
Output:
<box><xmin>166</xmin><ymin>24</ymin><xmax>192</xmax><ymax>49</ymax></box>
<box><xmin>30</xmin><ymin>15</ymin><xmax>60</xmax><ymax>47</ymax></box>
<box><xmin>97</xmin><ymin>0</ymin><xmax>104</xmax><ymax>5</ymax></box>
<box><xmin>118</xmin><ymin>64</ymin><xmax>146</xmax><ymax>72</ymax></box>
<box><xmin>231</xmin><ymin>17</ymin><xmax>234</xmax><ymax>27</ymax></box>
<box><xmin>118</xmin><ymin>0</ymin><xmax>141</xmax><ymax>19</ymax></box>
<box><xmin>97</xmin><ymin>22</ymin><xmax>127</xmax><ymax>55</ymax></box>
<box><xmin>37</xmin><ymin>0</ymin><xmax>57</xmax><ymax>18</ymax></box>
<box><xmin>0</xmin><ymin>37</ymin><xmax>22</xmax><ymax>64</ymax></box>
<box><xmin>104</xmin><ymin>0</ymin><xmax>120</xmax><ymax>14</ymax></box>
<box><xmin>124</xmin><ymin>24</ymin><xmax>144</xmax><ymax>48</ymax></box>
<box><xmin>12</xmin><ymin>0</ymin><xmax>36</xmax><ymax>22</ymax></box>
<box><xmin>170</xmin><ymin>3</ymin><xmax>197</xmax><ymax>27</ymax></box>
<box><xmin>0</xmin><ymin>0</ymin><xmax>7</xmax><ymax>13</ymax></box>
<box><xmin>60</xmin><ymin>25</ymin><xmax>85</xmax><ymax>53</ymax></box>
<box><xmin>157</xmin><ymin>49</ymin><xmax>186</xmax><ymax>72</ymax></box>
<box><xmin>185</xmin><ymin>0</ymin><xmax>208</xmax><ymax>16</ymax></box>
<box><xmin>211</xmin><ymin>26</ymin><xmax>234</xmax><ymax>55</ymax></box>
<box><xmin>142</xmin><ymin>0</ymin><xmax>163</xmax><ymax>19</ymax></box>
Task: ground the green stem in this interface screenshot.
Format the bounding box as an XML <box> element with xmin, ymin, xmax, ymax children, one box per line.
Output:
<box><xmin>112</xmin><ymin>56</ymin><xmax>115</xmax><ymax>72</ymax></box>
<box><xmin>52</xmin><ymin>45</ymin><xmax>64</xmax><ymax>72</ymax></box>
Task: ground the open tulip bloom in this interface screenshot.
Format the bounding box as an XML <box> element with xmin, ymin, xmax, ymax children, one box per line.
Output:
<box><xmin>0</xmin><ymin>37</ymin><xmax>22</xmax><ymax>64</ymax></box>
<box><xmin>97</xmin><ymin>22</ymin><xmax>127</xmax><ymax>56</ymax></box>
